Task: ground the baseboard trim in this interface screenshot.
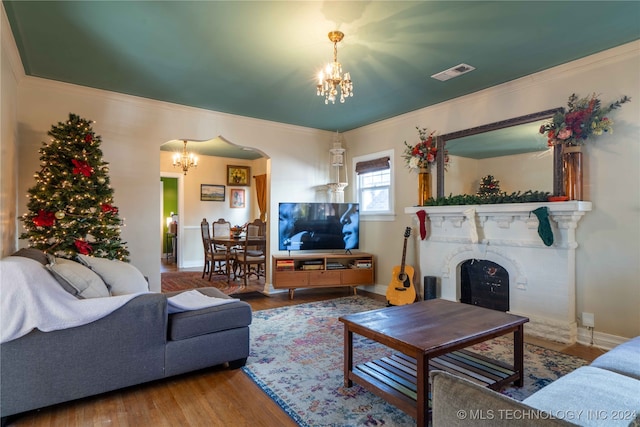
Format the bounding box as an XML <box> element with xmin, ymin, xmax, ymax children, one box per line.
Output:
<box><xmin>576</xmin><ymin>327</ymin><xmax>628</xmax><ymax>350</ymax></box>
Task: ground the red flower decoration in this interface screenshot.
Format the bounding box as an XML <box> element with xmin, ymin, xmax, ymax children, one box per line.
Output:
<box><xmin>539</xmin><ymin>93</ymin><xmax>630</xmax><ymax>146</ymax></box>
<box><xmin>403</xmin><ymin>127</ymin><xmax>449</xmax><ymax>170</ymax></box>
<box><xmin>33</xmin><ymin>210</ymin><xmax>56</xmax><ymax>227</ymax></box>
<box><xmin>72</xmin><ymin>159</ymin><xmax>94</xmax><ymax>177</ymax></box>
<box><xmin>84</xmin><ymin>133</ymin><xmax>93</xmax><ymax>143</ymax></box>
<box><xmin>101</xmin><ymin>203</ymin><xmax>119</xmax><ymax>214</ymax></box>
<box><xmin>74</xmin><ymin>239</ymin><xmax>93</xmax><ymax>255</ymax></box>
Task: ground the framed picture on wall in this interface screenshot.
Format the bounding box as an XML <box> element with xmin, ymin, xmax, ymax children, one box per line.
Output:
<box><xmin>227</xmin><ymin>165</ymin><xmax>250</xmax><ymax>186</ymax></box>
<box><xmin>200</xmin><ymin>184</ymin><xmax>225</xmax><ymax>202</ymax></box>
<box><xmin>230</xmin><ymin>189</ymin><xmax>246</xmax><ymax>208</ymax></box>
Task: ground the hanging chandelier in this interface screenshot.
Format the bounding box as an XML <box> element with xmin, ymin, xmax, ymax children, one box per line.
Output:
<box><xmin>173</xmin><ymin>140</ymin><xmax>198</xmax><ymax>175</ymax></box>
<box><xmin>316</xmin><ymin>31</ymin><xmax>353</xmax><ymax>104</ymax></box>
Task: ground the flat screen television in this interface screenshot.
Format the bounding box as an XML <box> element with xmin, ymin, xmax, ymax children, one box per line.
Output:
<box><xmin>278</xmin><ymin>202</ymin><xmax>359</xmax><ymax>251</ymax></box>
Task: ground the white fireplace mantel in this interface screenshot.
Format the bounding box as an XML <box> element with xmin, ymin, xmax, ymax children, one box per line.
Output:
<box><xmin>405</xmin><ymin>201</ymin><xmax>592</xmax><ymax>344</ymax></box>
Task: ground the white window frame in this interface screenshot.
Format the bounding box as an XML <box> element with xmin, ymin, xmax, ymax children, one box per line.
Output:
<box><xmin>352</xmin><ymin>149</ymin><xmax>395</xmax><ymax>221</ymax></box>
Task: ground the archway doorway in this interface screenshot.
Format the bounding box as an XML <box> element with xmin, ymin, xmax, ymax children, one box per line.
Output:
<box><xmin>159</xmin><ymin>137</ymin><xmax>269</xmax><ymax>277</ymax></box>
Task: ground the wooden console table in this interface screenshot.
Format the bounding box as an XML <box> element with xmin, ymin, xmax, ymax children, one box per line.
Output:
<box><xmin>339</xmin><ymin>299</ymin><xmax>529</xmax><ymax>426</ymax></box>
<box><xmin>272</xmin><ymin>253</ymin><xmax>374</xmax><ymax>299</ymax></box>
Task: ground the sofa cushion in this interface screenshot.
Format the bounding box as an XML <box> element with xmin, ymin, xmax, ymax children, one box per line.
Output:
<box><xmin>11</xmin><ymin>248</ymin><xmax>48</xmax><ymax>265</ymax></box>
<box><xmin>46</xmin><ymin>256</ymin><xmax>110</xmax><ymax>299</ymax></box>
<box><xmin>590</xmin><ymin>336</ymin><xmax>640</xmax><ymax>380</ymax></box>
<box><xmin>77</xmin><ymin>254</ymin><xmax>148</xmax><ymax>295</ymax></box>
<box><xmin>167</xmin><ymin>288</ymin><xmax>252</xmax><ymax>341</ymax></box>
<box><xmin>523</xmin><ymin>366</ymin><xmax>640</xmax><ymax>427</ymax></box>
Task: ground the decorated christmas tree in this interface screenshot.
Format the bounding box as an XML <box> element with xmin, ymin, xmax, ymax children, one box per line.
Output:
<box><xmin>20</xmin><ymin>113</ymin><xmax>130</xmax><ymax>261</ymax></box>
<box><xmin>477</xmin><ymin>175</ymin><xmax>501</xmax><ymax>196</ymax></box>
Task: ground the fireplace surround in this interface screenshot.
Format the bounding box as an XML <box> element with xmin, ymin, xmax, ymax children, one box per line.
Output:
<box><xmin>405</xmin><ymin>201</ymin><xmax>591</xmax><ymax>344</ymax></box>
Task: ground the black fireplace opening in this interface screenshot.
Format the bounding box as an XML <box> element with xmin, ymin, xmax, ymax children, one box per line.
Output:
<box><xmin>460</xmin><ymin>259</ymin><xmax>509</xmax><ymax>312</ymax></box>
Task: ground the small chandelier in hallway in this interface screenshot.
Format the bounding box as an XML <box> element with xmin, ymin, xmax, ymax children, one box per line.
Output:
<box><xmin>173</xmin><ymin>140</ymin><xmax>198</xmax><ymax>175</ymax></box>
<box><xmin>316</xmin><ymin>31</ymin><xmax>353</xmax><ymax>104</ymax></box>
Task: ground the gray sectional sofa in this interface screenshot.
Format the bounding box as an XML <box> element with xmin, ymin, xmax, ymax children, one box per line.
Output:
<box><xmin>431</xmin><ymin>336</ymin><xmax>640</xmax><ymax>426</ymax></box>
<box><xmin>1</xmin><ymin>281</ymin><xmax>251</xmax><ymax>423</ymax></box>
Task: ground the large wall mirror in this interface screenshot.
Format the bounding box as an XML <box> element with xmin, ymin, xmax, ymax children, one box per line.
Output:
<box><xmin>436</xmin><ymin>108</ymin><xmax>563</xmax><ymax>198</ymax></box>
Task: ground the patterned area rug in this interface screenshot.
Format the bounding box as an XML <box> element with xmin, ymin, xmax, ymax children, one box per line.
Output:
<box><xmin>160</xmin><ymin>271</ymin><xmax>264</xmax><ymax>295</ymax></box>
<box><xmin>243</xmin><ymin>296</ymin><xmax>588</xmax><ymax>427</ymax></box>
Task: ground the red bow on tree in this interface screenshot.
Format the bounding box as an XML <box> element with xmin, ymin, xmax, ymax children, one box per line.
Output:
<box><xmin>33</xmin><ymin>210</ymin><xmax>56</xmax><ymax>227</ymax></box>
<box><xmin>84</xmin><ymin>133</ymin><xmax>93</xmax><ymax>143</ymax></box>
<box><xmin>100</xmin><ymin>203</ymin><xmax>119</xmax><ymax>214</ymax></box>
<box><xmin>74</xmin><ymin>239</ymin><xmax>93</xmax><ymax>255</ymax></box>
<box><xmin>72</xmin><ymin>159</ymin><xmax>94</xmax><ymax>177</ymax></box>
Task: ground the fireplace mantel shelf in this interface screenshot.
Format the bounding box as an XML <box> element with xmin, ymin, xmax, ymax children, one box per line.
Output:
<box><xmin>404</xmin><ymin>201</ymin><xmax>592</xmax><ymax>216</ymax></box>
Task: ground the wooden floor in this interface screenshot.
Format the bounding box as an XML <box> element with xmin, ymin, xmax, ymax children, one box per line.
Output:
<box><xmin>7</xmin><ymin>262</ymin><xmax>605</xmax><ymax>427</ymax></box>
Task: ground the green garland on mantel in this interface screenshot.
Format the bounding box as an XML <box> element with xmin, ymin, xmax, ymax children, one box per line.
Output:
<box><xmin>422</xmin><ymin>190</ymin><xmax>551</xmax><ymax>206</ymax></box>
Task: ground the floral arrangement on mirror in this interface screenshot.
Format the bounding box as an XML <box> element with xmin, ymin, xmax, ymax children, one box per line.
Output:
<box><xmin>539</xmin><ymin>93</ymin><xmax>630</xmax><ymax>147</ymax></box>
<box><xmin>403</xmin><ymin>127</ymin><xmax>449</xmax><ymax>170</ymax></box>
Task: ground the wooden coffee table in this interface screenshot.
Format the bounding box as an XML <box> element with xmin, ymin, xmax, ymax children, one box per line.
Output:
<box><xmin>339</xmin><ymin>299</ymin><xmax>529</xmax><ymax>427</ymax></box>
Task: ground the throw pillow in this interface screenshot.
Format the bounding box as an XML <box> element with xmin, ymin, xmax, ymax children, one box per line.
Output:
<box><xmin>11</xmin><ymin>248</ymin><xmax>49</xmax><ymax>265</ymax></box>
<box><xmin>77</xmin><ymin>254</ymin><xmax>149</xmax><ymax>295</ymax></box>
<box><xmin>46</xmin><ymin>256</ymin><xmax>110</xmax><ymax>299</ymax></box>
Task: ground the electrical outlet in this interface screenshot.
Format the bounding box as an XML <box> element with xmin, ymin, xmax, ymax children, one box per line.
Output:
<box><xmin>582</xmin><ymin>312</ymin><xmax>595</xmax><ymax>328</ymax></box>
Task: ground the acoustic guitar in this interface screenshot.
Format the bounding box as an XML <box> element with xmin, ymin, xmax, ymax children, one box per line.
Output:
<box><xmin>386</xmin><ymin>227</ymin><xmax>416</xmax><ymax>306</ymax></box>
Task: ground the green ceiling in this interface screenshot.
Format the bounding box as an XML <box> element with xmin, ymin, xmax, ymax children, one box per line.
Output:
<box><xmin>4</xmin><ymin>1</ymin><xmax>639</xmax><ymax>136</ymax></box>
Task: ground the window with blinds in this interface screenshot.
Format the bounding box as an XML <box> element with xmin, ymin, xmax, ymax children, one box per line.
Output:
<box><xmin>353</xmin><ymin>150</ymin><xmax>393</xmax><ymax>215</ymax></box>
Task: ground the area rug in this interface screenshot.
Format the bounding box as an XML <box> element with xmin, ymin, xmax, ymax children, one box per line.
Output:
<box><xmin>242</xmin><ymin>296</ymin><xmax>588</xmax><ymax>427</ymax></box>
<box><xmin>161</xmin><ymin>271</ymin><xmax>263</xmax><ymax>295</ymax></box>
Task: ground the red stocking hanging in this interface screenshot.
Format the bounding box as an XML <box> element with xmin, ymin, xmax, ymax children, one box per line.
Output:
<box><xmin>416</xmin><ymin>209</ymin><xmax>427</xmax><ymax>240</ymax></box>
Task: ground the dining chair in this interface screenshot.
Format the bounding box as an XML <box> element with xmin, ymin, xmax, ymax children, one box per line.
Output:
<box><xmin>200</xmin><ymin>218</ymin><xmax>231</xmax><ymax>280</ymax></box>
<box><xmin>212</xmin><ymin>218</ymin><xmax>232</xmax><ymax>253</ymax></box>
<box><xmin>234</xmin><ymin>222</ymin><xmax>266</xmax><ymax>286</ymax></box>
<box><xmin>245</xmin><ymin>218</ymin><xmax>266</xmax><ymax>256</ymax></box>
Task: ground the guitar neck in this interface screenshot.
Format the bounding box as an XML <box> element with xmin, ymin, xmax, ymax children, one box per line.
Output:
<box><xmin>399</xmin><ymin>237</ymin><xmax>408</xmax><ymax>275</ymax></box>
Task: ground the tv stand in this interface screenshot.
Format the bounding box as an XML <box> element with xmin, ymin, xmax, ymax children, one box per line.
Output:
<box><xmin>272</xmin><ymin>253</ymin><xmax>374</xmax><ymax>299</ymax></box>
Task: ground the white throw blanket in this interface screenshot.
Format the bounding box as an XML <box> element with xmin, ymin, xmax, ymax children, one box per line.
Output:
<box><xmin>167</xmin><ymin>289</ymin><xmax>237</xmax><ymax>313</ymax></box>
<box><xmin>1</xmin><ymin>256</ymin><xmax>145</xmax><ymax>343</ymax></box>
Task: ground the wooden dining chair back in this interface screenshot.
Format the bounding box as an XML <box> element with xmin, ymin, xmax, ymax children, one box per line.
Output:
<box><xmin>235</xmin><ymin>223</ymin><xmax>266</xmax><ymax>286</ymax></box>
<box><xmin>212</xmin><ymin>218</ymin><xmax>232</xmax><ymax>252</ymax></box>
<box><xmin>245</xmin><ymin>219</ymin><xmax>266</xmax><ymax>255</ymax></box>
<box><xmin>200</xmin><ymin>218</ymin><xmax>230</xmax><ymax>281</ymax></box>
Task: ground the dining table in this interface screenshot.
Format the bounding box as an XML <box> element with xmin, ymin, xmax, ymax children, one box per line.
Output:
<box><xmin>210</xmin><ymin>235</ymin><xmax>267</xmax><ymax>281</ymax></box>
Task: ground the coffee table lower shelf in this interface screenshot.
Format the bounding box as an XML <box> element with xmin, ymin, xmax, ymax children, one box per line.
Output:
<box><xmin>350</xmin><ymin>349</ymin><xmax>519</xmax><ymax>416</ymax></box>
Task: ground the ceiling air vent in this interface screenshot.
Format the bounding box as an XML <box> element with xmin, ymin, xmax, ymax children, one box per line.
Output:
<box><xmin>431</xmin><ymin>63</ymin><xmax>476</xmax><ymax>82</ymax></box>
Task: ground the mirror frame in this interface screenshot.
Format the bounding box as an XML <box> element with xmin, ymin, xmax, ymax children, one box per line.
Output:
<box><xmin>435</xmin><ymin>108</ymin><xmax>564</xmax><ymax>198</ymax></box>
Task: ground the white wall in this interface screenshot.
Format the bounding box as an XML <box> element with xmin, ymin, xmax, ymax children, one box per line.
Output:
<box><xmin>345</xmin><ymin>41</ymin><xmax>640</xmax><ymax>340</ymax></box>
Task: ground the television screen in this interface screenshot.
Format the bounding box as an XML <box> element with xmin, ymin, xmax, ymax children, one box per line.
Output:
<box><xmin>278</xmin><ymin>202</ymin><xmax>359</xmax><ymax>251</ymax></box>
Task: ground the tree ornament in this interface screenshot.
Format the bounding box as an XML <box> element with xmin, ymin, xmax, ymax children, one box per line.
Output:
<box><xmin>74</xmin><ymin>239</ymin><xmax>93</xmax><ymax>255</ymax></box>
<box><xmin>33</xmin><ymin>210</ymin><xmax>56</xmax><ymax>227</ymax></box>
<box><xmin>72</xmin><ymin>159</ymin><xmax>94</xmax><ymax>177</ymax></box>
<box><xmin>55</xmin><ymin>211</ymin><xmax>65</xmax><ymax>219</ymax></box>
<box><xmin>98</xmin><ymin>177</ymin><xmax>106</xmax><ymax>184</ymax></box>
